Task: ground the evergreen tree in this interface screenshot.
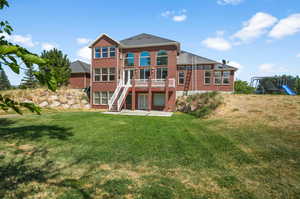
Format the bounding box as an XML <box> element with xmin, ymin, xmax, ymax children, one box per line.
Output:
<box><xmin>40</xmin><ymin>48</ymin><xmax>71</xmax><ymax>87</ymax></box>
<box><xmin>20</xmin><ymin>65</ymin><xmax>38</xmax><ymax>89</ymax></box>
<box><xmin>0</xmin><ymin>69</ymin><xmax>11</xmax><ymax>90</ymax></box>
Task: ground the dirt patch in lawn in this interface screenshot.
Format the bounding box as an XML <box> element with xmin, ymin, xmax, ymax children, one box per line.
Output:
<box><xmin>211</xmin><ymin>94</ymin><xmax>300</xmax><ymax>129</ymax></box>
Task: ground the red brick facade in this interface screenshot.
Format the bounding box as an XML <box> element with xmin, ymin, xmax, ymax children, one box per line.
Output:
<box><xmin>74</xmin><ymin>34</ymin><xmax>237</xmax><ymax>111</ymax></box>
<box><xmin>69</xmin><ymin>73</ymin><xmax>90</xmax><ymax>89</ymax></box>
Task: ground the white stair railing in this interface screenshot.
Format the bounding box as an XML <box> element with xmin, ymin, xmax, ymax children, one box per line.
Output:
<box><xmin>117</xmin><ymin>81</ymin><xmax>131</xmax><ymax>111</ymax></box>
<box><xmin>108</xmin><ymin>81</ymin><xmax>123</xmax><ymax>110</ymax></box>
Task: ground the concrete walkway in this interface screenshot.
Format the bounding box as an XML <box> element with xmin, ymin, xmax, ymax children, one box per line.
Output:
<box><xmin>103</xmin><ymin>109</ymin><xmax>173</xmax><ymax>117</ymax></box>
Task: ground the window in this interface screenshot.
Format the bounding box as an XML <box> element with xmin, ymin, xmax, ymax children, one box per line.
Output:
<box><xmin>125</xmin><ymin>53</ymin><xmax>134</xmax><ymax>66</ymax></box>
<box><xmin>204</xmin><ymin>71</ymin><xmax>212</xmax><ymax>85</ymax></box>
<box><xmin>157</xmin><ymin>50</ymin><xmax>168</xmax><ymax>65</ymax></box>
<box><xmin>140</xmin><ymin>68</ymin><xmax>150</xmax><ymax>80</ymax></box>
<box><xmin>93</xmin><ymin>91</ymin><xmax>113</xmax><ymax>105</ymax></box>
<box><xmin>94</xmin><ymin>68</ymin><xmax>115</xmax><ymax>82</ymax></box>
<box><xmin>102</xmin><ymin>47</ymin><xmax>108</xmax><ymax>58</ymax></box>
<box><xmin>95</xmin><ymin>47</ymin><xmax>101</xmax><ymax>58</ymax></box>
<box><xmin>94</xmin><ymin>68</ymin><xmax>101</xmax><ymax>81</ymax></box>
<box><xmin>156</xmin><ymin>68</ymin><xmax>168</xmax><ymax>79</ymax></box>
<box><xmin>109</xmin><ymin>68</ymin><xmax>115</xmax><ymax>81</ymax></box>
<box><xmin>222</xmin><ymin>71</ymin><xmax>230</xmax><ymax>84</ymax></box>
<box><xmin>153</xmin><ymin>93</ymin><xmax>165</xmax><ymax>107</ymax></box>
<box><xmin>109</xmin><ymin>47</ymin><xmax>116</xmax><ymax>57</ymax></box>
<box><xmin>178</xmin><ymin>72</ymin><xmax>185</xmax><ymax>84</ymax></box>
<box><xmin>214</xmin><ymin>71</ymin><xmax>222</xmax><ymax>85</ymax></box>
<box><xmin>140</xmin><ymin>51</ymin><xmax>150</xmax><ymax>66</ymax></box>
<box><xmin>94</xmin><ymin>47</ymin><xmax>116</xmax><ymax>58</ymax></box>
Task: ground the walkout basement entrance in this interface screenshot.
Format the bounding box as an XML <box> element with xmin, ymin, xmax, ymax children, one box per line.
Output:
<box><xmin>138</xmin><ymin>93</ymin><xmax>148</xmax><ymax>110</ymax></box>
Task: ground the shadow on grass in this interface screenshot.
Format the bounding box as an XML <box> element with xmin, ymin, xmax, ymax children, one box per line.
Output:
<box><xmin>0</xmin><ymin>147</ymin><xmax>93</xmax><ymax>199</ymax></box>
<box><xmin>0</xmin><ymin>118</ymin><xmax>73</xmax><ymax>141</ymax></box>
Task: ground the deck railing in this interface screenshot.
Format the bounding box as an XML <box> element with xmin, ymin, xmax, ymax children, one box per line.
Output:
<box><xmin>134</xmin><ymin>78</ymin><xmax>176</xmax><ymax>88</ymax></box>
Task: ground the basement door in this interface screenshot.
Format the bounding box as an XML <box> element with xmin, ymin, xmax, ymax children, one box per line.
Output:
<box><xmin>138</xmin><ymin>94</ymin><xmax>148</xmax><ymax>110</ymax></box>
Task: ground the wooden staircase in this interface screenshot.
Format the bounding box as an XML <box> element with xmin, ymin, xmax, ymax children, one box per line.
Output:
<box><xmin>183</xmin><ymin>69</ymin><xmax>192</xmax><ymax>96</ymax></box>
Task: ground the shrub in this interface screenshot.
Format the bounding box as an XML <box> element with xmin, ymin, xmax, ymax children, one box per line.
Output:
<box><xmin>176</xmin><ymin>92</ymin><xmax>223</xmax><ymax>118</ymax></box>
<box><xmin>234</xmin><ymin>80</ymin><xmax>255</xmax><ymax>94</ymax></box>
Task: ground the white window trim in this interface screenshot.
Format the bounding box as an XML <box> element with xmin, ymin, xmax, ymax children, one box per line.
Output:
<box><xmin>93</xmin><ymin>91</ymin><xmax>113</xmax><ymax>105</ymax></box>
<box><xmin>222</xmin><ymin>71</ymin><xmax>231</xmax><ymax>85</ymax></box>
<box><xmin>214</xmin><ymin>71</ymin><xmax>222</xmax><ymax>85</ymax></box>
<box><xmin>204</xmin><ymin>70</ymin><xmax>212</xmax><ymax>85</ymax></box>
<box><xmin>125</xmin><ymin>52</ymin><xmax>135</xmax><ymax>67</ymax></box>
<box><xmin>156</xmin><ymin>50</ymin><xmax>168</xmax><ymax>66</ymax></box>
<box><xmin>178</xmin><ymin>71</ymin><xmax>185</xmax><ymax>85</ymax></box>
<box><xmin>93</xmin><ymin>68</ymin><xmax>116</xmax><ymax>82</ymax></box>
<box><xmin>156</xmin><ymin>67</ymin><xmax>168</xmax><ymax>79</ymax></box>
<box><xmin>139</xmin><ymin>51</ymin><xmax>151</xmax><ymax>67</ymax></box>
<box><xmin>94</xmin><ymin>46</ymin><xmax>116</xmax><ymax>59</ymax></box>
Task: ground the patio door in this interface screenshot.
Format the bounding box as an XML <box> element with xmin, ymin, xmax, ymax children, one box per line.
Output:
<box><xmin>124</xmin><ymin>70</ymin><xmax>133</xmax><ymax>85</ymax></box>
<box><xmin>138</xmin><ymin>94</ymin><xmax>148</xmax><ymax>110</ymax></box>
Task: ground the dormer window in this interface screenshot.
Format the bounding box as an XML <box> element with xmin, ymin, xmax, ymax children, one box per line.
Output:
<box><xmin>94</xmin><ymin>47</ymin><xmax>116</xmax><ymax>58</ymax></box>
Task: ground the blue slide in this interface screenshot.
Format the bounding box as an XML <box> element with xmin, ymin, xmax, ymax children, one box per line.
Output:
<box><xmin>282</xmin><ymin>85</ymin><xmax>296</xmax><ymax>96</ymax></box>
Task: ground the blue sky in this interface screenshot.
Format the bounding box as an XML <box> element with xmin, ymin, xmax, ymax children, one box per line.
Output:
<box><xmin>2</xmin><ymin>0</ymin><xmax>300</xmax><ymax>85</ymax></box>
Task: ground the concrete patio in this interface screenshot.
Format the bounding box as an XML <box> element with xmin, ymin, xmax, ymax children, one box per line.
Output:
<box><xmin>102</xmin><ymin>109</ymin><xmax>173</xmax><ymax>117</ymax></box>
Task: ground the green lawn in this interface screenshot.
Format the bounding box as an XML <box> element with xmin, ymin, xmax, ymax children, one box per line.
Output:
<box><xmin>0</xmin><ymin>112</ymin><xmax>299</xmax><ymax>199</ymax></box>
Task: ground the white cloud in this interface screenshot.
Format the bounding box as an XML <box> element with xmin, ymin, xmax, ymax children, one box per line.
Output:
<box><xmin>202</xmin><ymin>37</ymin><xmax>232</xmax><ymax>51</ymax></box>
<box><xmin>41</xmin><ymin>43</ymin><xmax>57</xmax><ymax>51</ymax></box>
<box><xmin>77</xmin><ymin>46</ymin><xmax>91</xmax><ymax>61</ymax></box>
<box><xmin>269</xmin><ymin>13</ymin><xmax>300</xmax><ymax>39</ymax></box>
<box><xmin>2</xmin><ymin>33</ymin><xmax>37</xmax><ymax>47</ymax></box>
<box><xmin>258</xmin><ymin>63</ymin><xmax>287</xmax><ymax>75</ymax></box>
<box><xmin>232</xmin><ymin>12</ymin><xmax>278</xmax><ymax>42</ymax></box>
<box><xmin>161</xmin><ymin>9</ymin><xmax>187</xmax><ymax>22</ymax></box>
<box><xmin>76</xmin><ymin>37</ymin><xmax>91</xmax><ymax>45</ymax></box>
<box><xmin>172</xmin><ymin>15</ymin><xmax>187</xmax><ymax>22</ymax></box>
<box><xmin>297</xmin><ymin>53</ymin><xmax>300</xmax><ymax>57</ymax></box>
<box><xmin>217</xmin><ymin>0</ymin><xmax>243</xmax><ymax>5</ymax></box>
<box><xmin>228</xmin><ymin>61</ymin><xmax>243</xmax><ymax>69</ymax></box>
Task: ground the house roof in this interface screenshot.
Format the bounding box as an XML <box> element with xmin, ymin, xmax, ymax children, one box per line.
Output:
<box><xmin>177</xmin><ymin>51</ymin><xmax>237</xmax><ymax>70</ymax></box>
<box><xmin>89</xmin><ymin>33</ymin><xmax>120</xmax><ymax>48</ymax></box>
<box><xmin>120</xmin><ymin>33</ymin><xmax>179</xmax><ymax>48</ymax></box>
<box><xmin>70</xmin><ymin>60</ymin><xmax>90</xmax><ymax>73</ymax></box>
<box><xmin>177</xmin><ymin>51</ymin><xmax>219</xmax><ymax>65</ymax></box>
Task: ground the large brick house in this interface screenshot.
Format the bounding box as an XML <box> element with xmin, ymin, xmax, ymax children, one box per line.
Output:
<box><xmin>70</xmin><ymin>33</ymin><xmax>237</xmax><ymax>112</ymax></box>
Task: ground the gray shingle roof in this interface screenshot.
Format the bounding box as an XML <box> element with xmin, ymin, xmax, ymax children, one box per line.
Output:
<box><xmin>177</xmin><ymin>51</ymin><xmax>237</xmax><ymax>70</ymax></box>
<box><xmin>177</xmin><ymin>51</ymin><xmax>219</xmax><ymax>65</ymax></box>
<box><xmin>120</xmin><ymin>33</ymin><xmax>178</xmax><ymax>47</ymax></box>
<box><xmin>70</xmin><ymin>60</ymin><xmax>90</xmax><ymax>73</ymax></box>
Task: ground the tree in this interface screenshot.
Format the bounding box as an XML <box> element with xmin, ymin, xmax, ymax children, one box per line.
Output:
<box><xmin>234</xmin><ymin>80</ymin><xmax>255</xmax><ymax>94</ymax></box>
<box><xmin>0</xmin><ymin>69</ymin><xmax>11</xmax><ymax>90</ymax></box>
<box><xmin>40</xmin><ymin>49</ymin><xmax>71</xmax><ymax>87</ymax></box>
<box><xmin>0</xmin><ymin>0</ymin><xmax>57</xmax><ymax>114</ymax></box>
<box><xmin>20</xmin><ymin>65</ymin><xmax>38</xmax><ymax>89</ymax></box>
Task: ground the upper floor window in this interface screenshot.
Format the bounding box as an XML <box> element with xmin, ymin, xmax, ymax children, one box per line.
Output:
<box><xmin>157</xmin><ymin>50</ymin><xmax>168</xmax><ymax>66</ymax></box>
<box><xmin>178</xmin><ymin>72</ymin><xmax>185</xmax><ymax>85</ymax></box>
<box><xmin>204</xmin><ymin>71</ymin><xmax>212</xmax><ymax>85</ymax></box>
<box><xmin>125</xmin><ymin>53</ymin><xmax>134</xmax><ymax>66</ymax></box>
<box><xmin>94</xmin><ymin>47</ymin><xmax>116</xmax><ymax>58</ymax></box>
<box><xmin>140</xmin><ymin>51</ymin><xmax>150</xmax><ymax>66</ymax></box>
<box><xmin>214</xmin><ymin>71</ymin><xmax>222</xmax><ymax>85</ymax></box>
<box><xmin>110</xmin><ymin>47</ymin><xmax>116</xmax><ymax>57</ymax></box>
<box><xmin>94</xmin><ymin>68</ymin><xmax>115</xmax><ymax>82</ymax></box>
<box><xmin>95</xmin><ymin>48</ymin><xmax>101</xmax><ymax>58</ymax></box>
<box><xmin>156</xmin><ymin>68</ymin><xmax>168</xmax><ymax>79</ymax></box>
<box><xmin>222</xmin><ymin>71</ymin><xmax>230</xmax><ymax>84</ymax></box>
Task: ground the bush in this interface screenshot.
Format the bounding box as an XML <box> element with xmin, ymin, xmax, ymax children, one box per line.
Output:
<box><xmin>234</xmin><ymin>80</ymin><xmax>255</xmax><ymax>94</ymax></box>
<box><xmin>176</xmin><ymin>92</ymin><xmax>223</xmax><ymax>118</ymax></box>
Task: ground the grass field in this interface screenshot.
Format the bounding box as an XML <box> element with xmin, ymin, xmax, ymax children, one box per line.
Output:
<box><xmin>0</xmin><ymin>95</ymin><xmax>300</xmax><ymax>199</ymax></box>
